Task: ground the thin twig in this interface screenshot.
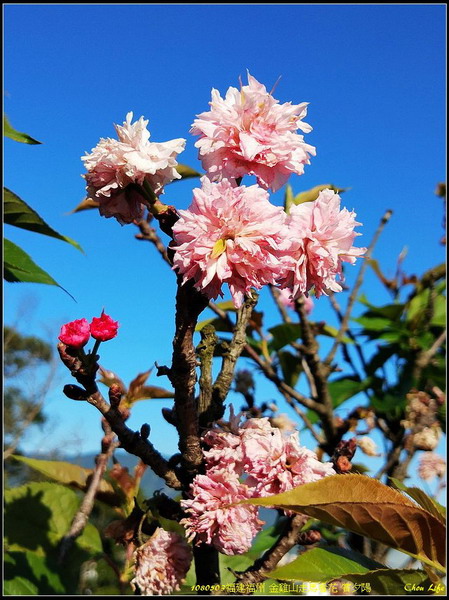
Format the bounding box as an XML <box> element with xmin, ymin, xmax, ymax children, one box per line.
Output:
<box><xmin>279</xmin><ymin>389</ymin><xmax>324</xmax><ymax>444</ymax></box>
<box><xmin>325</xmin><ymin>209</ymin><xmax>393</xmax><ymax>366</ymax></box>
<box><xmin>59</xmin><ymin>422</ymin><xmax>118</xmax><ymax>562</ymax></box>
<box><xmin>212</xmin><ymin>292</ymin><xmax>258</xmax><ymax>409</ymax></box>
<box><xmin>134</xmin><ymin>218</ymin><xmax>172</xmax><ymax>266</ymax></box>
<box><xmin>328</xmin><ymin>291</ymin><xmax>368</xmax><ymax>373</ymax></box>
<box><xmin>413</xmin><ymin>330</ymin><xmax>446</xmax><ymax>382</ymax></box>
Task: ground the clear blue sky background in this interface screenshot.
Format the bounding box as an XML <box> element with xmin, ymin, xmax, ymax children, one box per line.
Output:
<box><xmin>4</xmin><ymin>4</ymin><xmax>446</xmax><ymax>487</ymax></box>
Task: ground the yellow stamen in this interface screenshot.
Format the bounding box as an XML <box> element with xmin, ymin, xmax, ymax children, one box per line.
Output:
<box><xmin>211</xmin><ymin>238</ymin><xmax>227</xmax><ymax>259</ymax></box>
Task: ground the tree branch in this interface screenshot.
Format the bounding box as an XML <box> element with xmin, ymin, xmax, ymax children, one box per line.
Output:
<box><xmin>229</xmin><ymin>514</ymin><xmax>308</xmax><ymax>591</ymax></box>
<box><xmin>212</xmin><ymin>292</ymin><xmax>258</xmax><ymax>412</ymax></box>
<box><xmin>59</xmin><ymin>420</ymin><xmax>118</xmax><ymax>562</ymax></box>
<box><xmin>58</xmin><ymin>343</ymin><xmax>183</xmax><ymax>490</ymax></box>
<box><xmin>325</xmin><ymin>209</ymin><xmax>393</xmax><ymax>367</ymax></box>
<box><xmin>169</xmin><ymin>278</ymin><xmax>209</xmax><ymax>481</ymax></box>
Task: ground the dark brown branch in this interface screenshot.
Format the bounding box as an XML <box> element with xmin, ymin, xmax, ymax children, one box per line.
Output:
<box><xmin>87</xmin><ymin>387</ymin><xmax>183</xmax><ymax>490</ymax></box>
<box><xmin>193</xmin><ymin>544</ymin><xmax>220</xmax><ymax>593</ymax></box>
<box><xmin>170</xmin><ymin>279</ymin><xmax>209</xmax><ymax>481</ymax></box>
<box><xmin>325</xmin><ymin>209</ymin><xmax>393</xmax><ymax>366</ymax></box>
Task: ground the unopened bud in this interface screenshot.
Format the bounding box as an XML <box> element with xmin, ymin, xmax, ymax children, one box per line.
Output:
<box><xmin>63</xmin><ymin>384</ymin><xmax>88</xmax><ymax>401</ymax></box>
<box><xmin>335</xmin><ymin>456</ymin><xmax>352</xmax><ymax>474</ymax></box>
<box><xmin>140</xmin><ymin>423</ymin><xmax>151</xmax><ymax>440</ymax></box>
<box><xmin>109</xmin><ymin>383</ymin><xmax>123</xmax><ymax>407</ymax></box>
<box><xmin>297</xmin><ymin>530</ymin><xmax>321</xmax><ymax>545</ymax></box>
<box><xmin>58</xmin><ymin>343</ymin><xmax>82</xmax><ymax>372</ymax></box>
<box><xmin>162</xmin><ymin>407</ymin><xmax>177</xmax><ymax>426</ymax></box>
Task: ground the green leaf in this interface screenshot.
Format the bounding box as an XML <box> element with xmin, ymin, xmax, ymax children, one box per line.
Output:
<box><xmin>342</xmin><ymin>569</ymin><xmax>436</xmax><ymax>596</ymax></box>
<box><xmin>283</xmin><ymin>184</ymin><xmax>295</xmax><ymax>212</ymax></box>
<box><xmin>4</xmin><ymin>550</ymin><xmax>65</xmax><ymax>594</ymax></box>
<box><xmin>319</xmin><ymin>324</ymin><xmax>353</xmax><ymax>344</ymax></box>
<box><xmin>328</xmin><ymin>376</ymin><xmax>375</xmax><ymax>408</ymax></box>
<box><xmin>4</xmin><ymin>238</ymin><xmax>75</xmax><ymax>298</ymax></box>
<box><xmin>267</xmin><ymin>546</ymin><xmax>383</xmax><ymax>581</ymax></box>
<box><xmin>268</xmin><ymin>323</ymin><xmax>302</xmax><ymax>352</ymax></box>
<box><xmin>219</xmin><ymin>554</ymin><xmax>254</xmax><ymax>585</ymax></box>
<box><xmin>246</xmin><ymin>518</ymin><xmax>288</xmax><ymax>560</ymax></box>
<box><xmin>4</xmin><ymin>114</ymin><xmax>41</xmax><ymax>144</ymax></box>
<box><xmin>390</xmin><ymin>478</ymin><xmax>446</xmax><ymax>524</ymax></box>
<box><xmin>4</xmin><ymin>575</ymin><xmax>39</xmax><ymax>595</ymax></box>
<box><xmin>352</xmin><ymin>315</ymin><xmax>397</xmax><ymax>331</ymax></box>
<box><xmin>244</xmin><ymin>474</ymin><xmax>446</xmax><ymax>573</ymax></box>
<box><xmin>174</xmin><ymin>164</ymin><xmax>202</xmax><ymax>180</ymax></box>
<box><xmin>370</xmin><ymin>392</ymin><xmax>407</xmax><ymax>418</ymax></box>
<box><xmin>278</xmin><ymin>351</ymin><xmax>302</xmax><ymax>388</ymax></box>
<box><xmin>291</xmin><ymin>184</ymin><xmax>347</xmax><ymax>208</ymax></box>
<box><xmin>10</xmin><ymin>454</ymin><xmax>115</xmax><ymax>496</ymax></box>
<box><xmin>4</xmin><ymin>188</ymin><xmax>83</xmax><ymax>251</ymax></box>
<box><xmin>366</xmin><ymin>345</ymin><xmax>399</xmax><ymax>375</ymax></box>
<box><xmin>196</xmin><ymin>316</ymin><xmax>232</xmax><ymax>333</ymax></box>
<box><xmin>5</xmin><ymin>482</ymin><xmax>102</xmax><ymax>593</ymax></box>
<box><xmin>4</xmin><ymin>238</ymin><xmax>60</xmax><ymax>286</ymax></box>
<box><xmin>214</xmin><ymin>300</ymin><xmax>237</xmax><ymax>312</ymax></box>
<box><xmin>5</xmin><ymin>481</ymin><xmax>102</xmax><ymax>556</ymax></box>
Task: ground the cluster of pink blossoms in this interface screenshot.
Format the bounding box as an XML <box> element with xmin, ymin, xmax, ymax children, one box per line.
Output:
<box><xmin>418</xmin><ymin>452</ymin><xmax>446</xmax><ymax>481</ymax></box>
<box><xmin>181</xmin><ymin>415</ymin><xmax>335</xmax><ymax>555</ymax></box>
<box><xmin>58</xmin><ymin>311</ymin><xmax>119</xmax><ymax>347</ymax></box>
<box><xmin>82</xmin><ymin>112</ymin><xmax>185</xmax><ymax>224</ymax></box>
<box><xmin>172</xmin><ymin>177</ymin><xmax>289</xmax><ymax>308</ymax></box>
<box><xmin>191</xmin><ymin>72</ymin><xmax>316</xmax><ymax>192</ymax></box>
<box><xmin>173</xmin><ymin>180</ymin><xmax>365</xmax><ymax>307</ymax></box>
<box><xmin>81</xmin><ymin>74</ymin><xmax>366</xmax><ymax>307</ymax></box>
<box><xmin>131</xmin><ymin>527</ymin><xmax>192</xmax><ymax>596</ymax></box>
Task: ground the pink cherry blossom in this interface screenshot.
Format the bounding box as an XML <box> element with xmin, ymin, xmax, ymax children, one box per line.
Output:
<box><xmin>130</xmin><ymin>527</ymin><xmax>192</xmax><ymax>595</ymax></box>
<box><xmin>172</xmin><ymin>177</ymin><xmax>289</xmax><ymax>307</ymax></box>
<box><xmin>418</xmin><ymin>452</ymin><xmax>446</xmax><ymax>481</ymax></box>
<box><xmin>239</xmin><ymin>419</ymin><xmax>334</xmax><ymax>497</ymax></box>
<box><xmin>202</xmin><ymin>428</ymin><xmax>243</xmax><ymax>474</ymax></box>
<box><xmin>90</xmin><ymin>311</ymin><xmax>119</xmax><ymax>342</ymax></box>
<box><xmin>279</xmin><ymin>188</ymin><xmax>366</xmax><ymax>299</ymax></box>
<box><xmin>191</xmin><ymin>73</ymin><xmax>316</xmax><ymax>192</ymax></box>
<box><xmin>82</xmin><ymin>112</ymin><xmax>185</xmax><ymax>224</ymax></box>
<box><xmin>181</xmin><ymin>471</ymin><xmax>263</xmax><ymax>555</ymax></box>
<box><xmin>58</xmin><ymin>318</ymin><xmax>91</xmax><ymax>348</ymax></box>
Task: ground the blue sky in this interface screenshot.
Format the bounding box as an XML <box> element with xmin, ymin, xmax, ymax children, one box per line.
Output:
<box><xmin>4</xmin><ymin>4</ymin><xmax>446</xmax><ymax>482</ymax></box>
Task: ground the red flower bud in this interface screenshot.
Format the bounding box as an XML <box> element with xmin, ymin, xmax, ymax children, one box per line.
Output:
<box><xmin>58</xmin><ymin>318</ymin><xmax>91</xmax><ymax>348</ymax></box>
<box><xmin>90</xmin><ymin>311</ymin><xmax>119</xmax><ymax>342</ymax></box>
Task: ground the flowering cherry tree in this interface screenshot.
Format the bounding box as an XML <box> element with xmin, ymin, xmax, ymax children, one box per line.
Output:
<box><xmin>4</xmin><ymin>73</ymin><xmax>446</xmax><ymax>596</ymax></box>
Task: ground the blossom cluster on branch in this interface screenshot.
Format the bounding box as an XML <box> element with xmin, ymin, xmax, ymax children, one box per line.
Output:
<box><xmin>181</xmin><ymin>413</ymin><xmax>335</xmax><ymax>555</ymax></box>
<box><xmin>130</xmin><ymin>527</ymin><xmax>192</xmax><ymax>596</ymax></box>
<box><xmin>81</xmin><ymin>73</ymin><xmax>366</xmax><ymax>307</ymax></box>
<box><xmin>82</xmin><ymin>112</ymin><xmax>185</xmax><ymax>224</ymax></box>
<box><xmin>58</xmin><ymin>311</ymin><xmax>119</xmax><ymax>347</ymax></box>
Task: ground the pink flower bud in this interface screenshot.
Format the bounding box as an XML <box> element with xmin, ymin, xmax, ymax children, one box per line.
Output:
<box><xmin>58</xmin><ymin>318</ymin><xmax>91</xmax><ymax>348</ymax></box>
<box><xmin>90</xmin><ymin>311</ymin><xmax>119</xmax><ymax>342</ymax></box>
